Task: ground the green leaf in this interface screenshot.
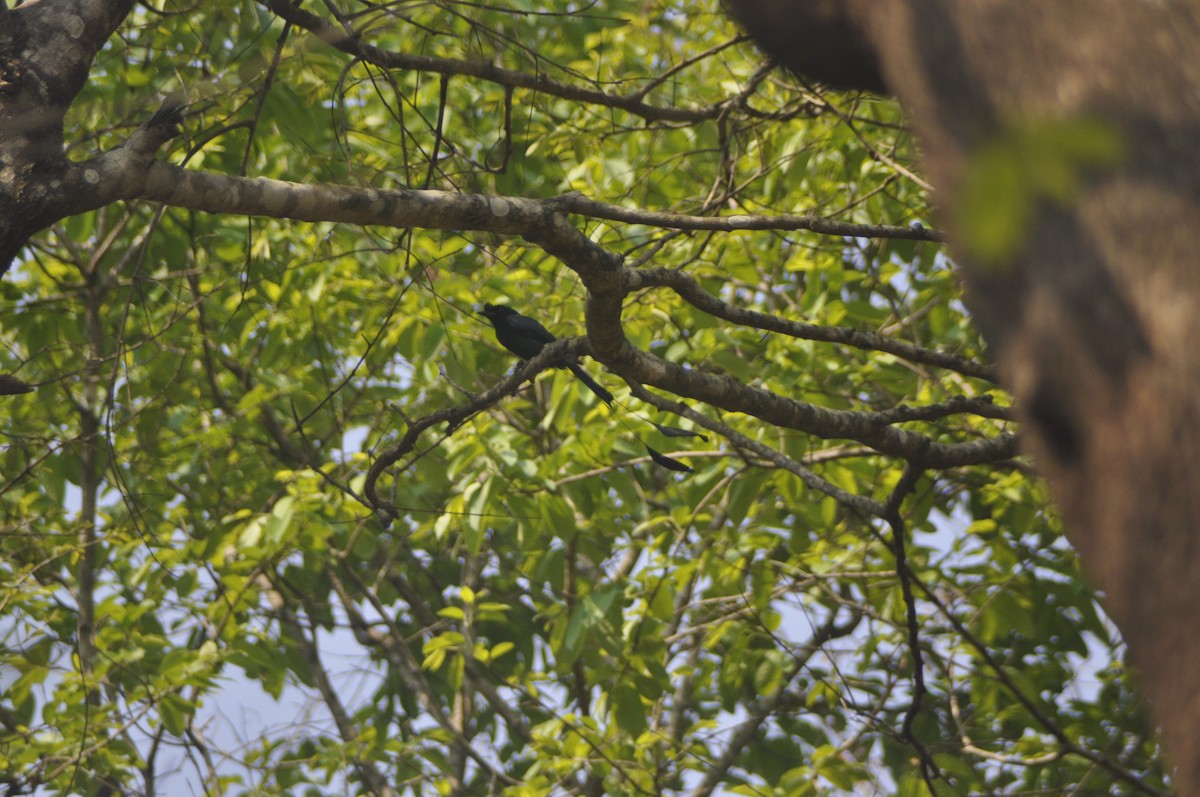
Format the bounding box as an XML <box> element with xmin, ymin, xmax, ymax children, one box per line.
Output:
<box><xmin>611</xmin><ymin>681</ymin><xmax>647</xmax><ymax>737</ymax></box>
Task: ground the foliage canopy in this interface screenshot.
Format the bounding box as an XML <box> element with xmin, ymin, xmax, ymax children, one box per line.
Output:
<box><xmin>0</xmin><ymin>1</ymin><xmax>1165</xmax><ymax>796</ymax></box>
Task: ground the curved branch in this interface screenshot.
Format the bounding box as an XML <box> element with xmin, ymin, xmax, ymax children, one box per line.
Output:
<box><xmin>80</xmin><ymin>126</ymin><xmax>1010</xmax><ymax>481</ymax></box>
<box><xmin>258</xmin><ymin>0</ymin><xmax>732</xmax><ymax>124</ymax></box>
<box><xmin>631</xmin><ymin>383</ymin><xmax>888</xmax><ymax>517</ymax></box>
<box><xmin>364</xmin><ymin>339</ymin><xmax>586</xmax><ymax>524</ymax></box>
<box><xmin>885</xmin><ymin>461</ymin><xmax>940</xmax><ymax>789</ymax></box>
<box><xmin>634</xmin><ymin>267</ymin><xmax>996</xmax><ymax>381</ymax></box>
<box><xmin>594</xmin><ymin>327</ymin><xmax>1015</xmax><ymax>468</ymax></box>
<box><xmin>65</xmin><ymin>149</ymin><xmax>1013</xmax><ymax>480</ymax></box>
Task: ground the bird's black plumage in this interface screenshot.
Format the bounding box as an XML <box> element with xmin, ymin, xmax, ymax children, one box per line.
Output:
<box><xmin>480</xmin><ymin>303</ymin><xmax>613</xmax><ymax>405</ymax></box>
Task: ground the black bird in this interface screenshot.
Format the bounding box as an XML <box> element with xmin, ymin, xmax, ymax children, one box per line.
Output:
<box><xmin>479</xmin><ymin>303</ymin><xmax>613</xmax><ymax>406</ymax></box>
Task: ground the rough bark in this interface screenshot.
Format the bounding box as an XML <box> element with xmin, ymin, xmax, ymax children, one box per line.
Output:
<box><xmin>0</xmin><ymin>0</ymin><xmax>136</xmax><ymax>270</ymax></box>
<box><xmin>724</xmin><ymin>0</ymin><xmax>1200</xmax><ymax>790</ymax></box>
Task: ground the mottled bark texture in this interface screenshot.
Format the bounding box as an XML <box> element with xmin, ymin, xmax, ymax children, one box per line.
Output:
<box><xmin>725</xmin><ymin>0</ymin><xmax>1200</xmax><ymax>789</ymax></box>
<box><xmin>0</xmin><ymin>0</ymin><xmax>137</xmax><ymax>270</ymax></box>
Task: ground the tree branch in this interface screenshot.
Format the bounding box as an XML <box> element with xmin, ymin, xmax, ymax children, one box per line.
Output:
<box><xmin>595</xmin><ymin>329</ymin><xmax>1015</xmax><ymax>468</ymax></box>
<box><xmin>67</xmin><ymin>159</ymin><xmax>572</xmax><ymax>232</ymax></box>
<box><xmin>13</xmin><ymin>0</ymin><xmax>137</xmax><ymax>102</ymax></box>
<box><xmin>884</xmin><ymin>460</ymin><xmax>941</xmax><ymax>791</ymax></box>
<box><xmin>258</xmin><ymin>0</ymin><xmax>739</xmax><ymax>125</ymax></box>
<box><xmin>688</xmin><ymin>606</ymin><xmax>862</xmax><ymax>797</ymax></box>
<box><xmin>364</xmin><ymin>338</ymin><xmax>587</xmax><ymax>523</ymax></box>
<box><xmin>561</xmin><ymin>192</ymin><xmax>941</xmax><ymax>242</ymax></box>
<box><xmin>631</xmin><ymin>382</ymin><xmax>889</xmax><ymax>517</ymax></box>
<box><xmin>635</xmin><ymin>266</ymin><xmax>995</xmax><ymax>381</ymax></box>
<box><xmin>262</xmin><ymin>574</ymin><xmax>396</xmax><ymax>797</ymax></box>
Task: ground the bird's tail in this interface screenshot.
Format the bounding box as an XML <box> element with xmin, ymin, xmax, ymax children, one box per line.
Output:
<box><xmin>568</xmin><ymin>363</ymin><xmax>614</xmax><ymax>406</ymax></box>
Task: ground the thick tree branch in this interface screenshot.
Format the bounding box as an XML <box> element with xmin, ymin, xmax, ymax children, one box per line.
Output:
<box><xmin>11</xmin><ymin>0</ymin><xmax>136</xmax><ymax>102</ymax></box>
<box><xmin>52</xmin><ymin>77</ymin><xmax>1012</xmax><ymax>523</ymax></box>
<box><xmin>593</xmin><ymin>325</ymin><xmax>1015</xmax><ymax>469</ymax></box>
<box><xmin>95</xmin><ymin>159</ymin><xmax>995</xmax><ymax>508</ymax></box>
<box><xmin>631</xmin><ymin>383</ymin><xmax>889</xmax><ymax>517</ymax></box>
<box><xmin>67</xmin><ymin>159</ymin><xmax>575</xmax><ymax>234</ymax></box>
<box><xmin>0</xmin><ymin>0</ymin><xmax>138</xmax><ymax>269</ymax></box>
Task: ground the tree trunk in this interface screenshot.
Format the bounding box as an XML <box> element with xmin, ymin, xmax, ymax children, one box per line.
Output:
<box><xmin>724</xmin><ymin>0</ymin><xmax>1200</xmax><ymax>789</ymax></box>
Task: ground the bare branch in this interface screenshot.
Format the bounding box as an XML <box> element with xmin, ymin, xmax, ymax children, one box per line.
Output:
<box><xmin>688</xmin><ymin>607</ymin><xmax>861</xmax><ymax>797</ymax></box>
<box><xmin>364</xmin><ymin>338</ymin><xmax>586</xmax><ymax>523</ymax></box>
<box><xmin>261</xmin><ymin>574</ymin><xmax>396</xmax><ymax>797</ymax></box>
<box><xmin>635</xmin><ymin>266</ymin><xmax>996</xmax><ymax>381</ymax></box>
<box><xmin>258</xmin><ymin>0</ymin><xmax>739</xmax><ymax>125</ymax></box>
<box><xmin>561</xmin><ymin>192</ymin><xmax>941</xmax><ymax>242</ymax></box>
<box><xmin>631</xmin><ymin>382</ymin><xmax>889</xmax><ymax>517</ymax></box>
<box><xmin>884</xmin><ymin>461</ymin><xmax>941</xmax><ymax>790</ymax></box>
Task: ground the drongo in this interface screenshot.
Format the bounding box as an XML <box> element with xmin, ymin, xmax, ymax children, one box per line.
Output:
<box><xmin>479</xmin><ymin>303</ymin><xmax>613</xmax><ymax>406</ymax></box>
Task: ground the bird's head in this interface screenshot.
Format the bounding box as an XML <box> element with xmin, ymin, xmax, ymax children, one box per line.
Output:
<box><xmin>479</xmin><ymin>303</ymin><xmax>516</xmax><ymax>322</ymax></box>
